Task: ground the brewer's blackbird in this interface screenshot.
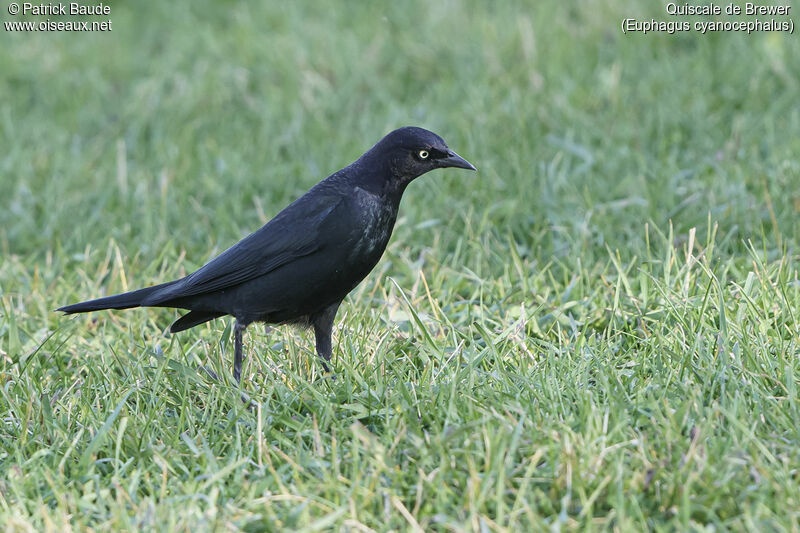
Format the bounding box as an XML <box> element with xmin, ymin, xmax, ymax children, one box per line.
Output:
<box><xmin>59</xmin><ymin>126</ymin><xmax>475</xmax><ymax>382</ymax></box>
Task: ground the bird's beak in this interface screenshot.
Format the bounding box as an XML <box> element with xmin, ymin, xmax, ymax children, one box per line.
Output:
<box><xmin>440</xmin><ymin>150</ymin><xmax>477</xmax><ymax>171</ymax></box>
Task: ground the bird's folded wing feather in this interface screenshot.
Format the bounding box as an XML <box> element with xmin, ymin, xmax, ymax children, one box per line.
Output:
<box><xmin>149</xmin><ymin>194</ymin><xmax>343</xmax><ymax>300</ymax></box>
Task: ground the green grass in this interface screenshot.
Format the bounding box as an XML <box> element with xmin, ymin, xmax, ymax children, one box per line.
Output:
<box><xmin>2</xmin><ymin>0</ymin><xmax>800</xmax><ymax>530</ymax></box>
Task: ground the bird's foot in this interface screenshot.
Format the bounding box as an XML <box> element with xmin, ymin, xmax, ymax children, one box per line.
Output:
<box><xmin>239</xmin><ymin>390</ymin><xmax>258</xmax><ymax>411</ymax></box>
<box><xmin>199</xmin><ymin>365</ymin><xmax>255</xmax><ymax>408</ymax></box>
<box><xmin>199</xmin><ymin>365</ymin><xmax>220</xmax><ymax>381</ymax></box>
<box><xmin>317</xmin><ymin>360</ymin><xmax>337</xmax><ymax>382</ymax></box>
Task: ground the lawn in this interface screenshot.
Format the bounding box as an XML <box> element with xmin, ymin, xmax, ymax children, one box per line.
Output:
<box><xmin>1</xmin><ymin>0</ymin><xmax>799</xmax><ymax>530</ymax></box>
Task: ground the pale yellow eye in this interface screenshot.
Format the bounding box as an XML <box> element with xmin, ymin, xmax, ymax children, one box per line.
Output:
<box><xmin>418</xmin><ymin>150</ymin><xmax>429</xmax><ymax>160</ymax></box>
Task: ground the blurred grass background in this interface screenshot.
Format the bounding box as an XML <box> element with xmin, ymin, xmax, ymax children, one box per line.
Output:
<box><xmin>1</xmin><ymin>0</ymin><xmax>799</xmax><ymax>530</ymax></box>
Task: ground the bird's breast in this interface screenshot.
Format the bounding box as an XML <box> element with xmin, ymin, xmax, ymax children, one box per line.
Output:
<box><xmin>348</xmin><ymin>189</ymin><xmax>398</xmax><ymax>263</ymax></box>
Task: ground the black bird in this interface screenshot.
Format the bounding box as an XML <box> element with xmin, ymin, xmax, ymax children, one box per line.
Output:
<box><xmin>59</xmin><ymin>127</ymin><xmax>475</xmax><ymax>382</ymax></box>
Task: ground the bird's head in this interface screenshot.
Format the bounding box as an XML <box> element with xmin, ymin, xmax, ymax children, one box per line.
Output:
<box><xmin>361</xmin><ymin>126</ymin><xmax>476</xmax><ymax>193</ymax></box>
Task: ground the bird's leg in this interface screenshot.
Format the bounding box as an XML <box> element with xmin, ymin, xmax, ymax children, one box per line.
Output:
<box><xmin>233</xmin><ymin>319</ymin><xmax>247</xmax><ymax>383</ymax></box>
<box><xmin>311</xmin><ymin>301</ymin><xmax>341</xmax><ymax>372</ymax></box>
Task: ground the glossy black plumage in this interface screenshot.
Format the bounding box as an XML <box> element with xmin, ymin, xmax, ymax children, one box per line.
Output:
<box><xmin>59</xmin><ymin>126</ymin><xmax>476</xmax><ymax>381</ymax></box>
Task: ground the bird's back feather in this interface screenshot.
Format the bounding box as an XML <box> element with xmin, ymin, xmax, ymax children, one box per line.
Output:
<box><xmin>145</xmin><ymin>193</ymin><xmax>344</xmax><ymax>304</ymax></box>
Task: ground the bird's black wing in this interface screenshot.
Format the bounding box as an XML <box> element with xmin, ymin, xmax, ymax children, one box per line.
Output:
<box><xmin>146</xmin><ymin>193</ymin><xmax>343</xmax><ymax>302</ymax></box>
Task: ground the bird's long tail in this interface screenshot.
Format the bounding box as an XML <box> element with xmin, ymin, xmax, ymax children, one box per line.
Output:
<box><xmin>57</xmin><ymin>280</ymin><xmax>178</xmax><ymax>314</ymax></box>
